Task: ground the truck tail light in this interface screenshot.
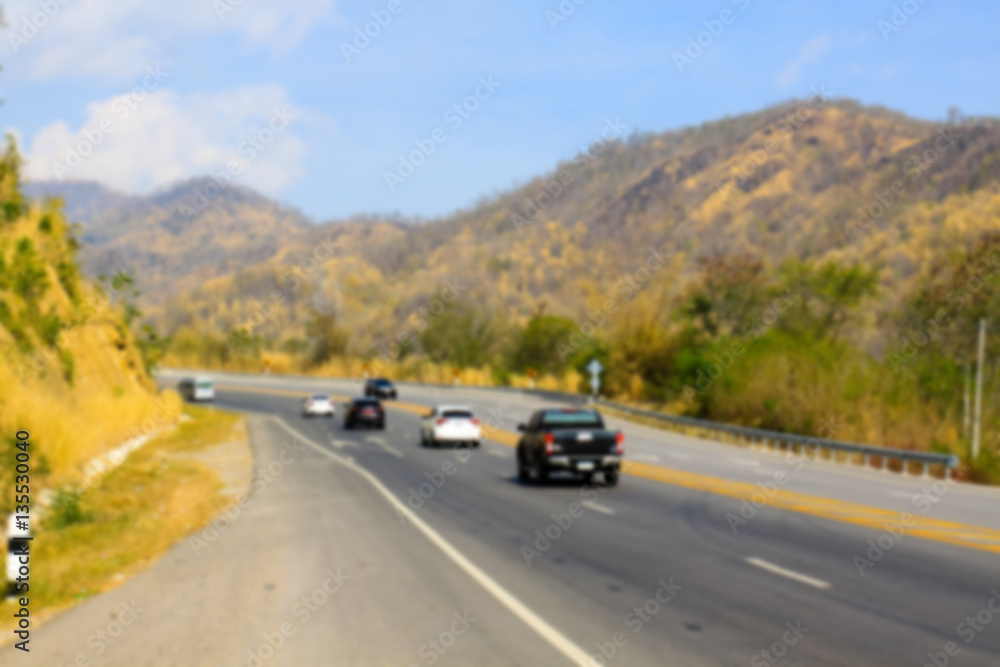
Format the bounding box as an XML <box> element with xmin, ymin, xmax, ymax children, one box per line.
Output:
<box><xmin>544</xmin><ymin>432</ymin><xmax>555</xmax><ymax>455</ymax></box>
<box><xmin>436</xmin><ymin>418</ymin><xmax>447</xmax><ymax>425</ymax></box>
<box><xmin>471</xmin><ymin>418</ymin><xmax>479</xmax><ymax>425</ymax></box>
<box><xmin>614</xmin><ymin>432</ymin><xmax>625</xmax><ymax>456</ymax></box>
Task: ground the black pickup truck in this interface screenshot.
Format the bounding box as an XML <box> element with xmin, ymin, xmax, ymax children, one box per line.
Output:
<box><xmin>516</xmin><ymin>408</ymin><xmax>623</xmax><ymax>486</ymax></box>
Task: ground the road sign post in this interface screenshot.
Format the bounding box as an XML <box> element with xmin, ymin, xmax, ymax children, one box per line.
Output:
<box><xmin>973</xmin><ymin>318</ymin><xmax>986</xmax><ymax>459</ymax></box>
<box><xmin>586</xmin><ymin>359</ymin><xmax>603</xmax><ymax>404</ymax></box>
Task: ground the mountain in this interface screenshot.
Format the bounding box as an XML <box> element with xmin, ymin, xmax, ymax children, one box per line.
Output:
<box><xmin>22</xmin><ymin>180</ymin><xmax>135</xmax><ymax>226</ymax></box>
<box><xmin>25</xmin><ymin>177</ymin><xmax>316</xmax><ymax>305</ymax></box>
<box><xmin>30</xmin><ymin>99</ymin><xmax>1000</xmax><ymax>351</ymax></box>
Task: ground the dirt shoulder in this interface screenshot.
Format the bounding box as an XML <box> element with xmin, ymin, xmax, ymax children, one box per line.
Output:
<box><xmin>0</xmin><ymin>404</ymin><xmax>251</xmax><ymax>646</ymax></box>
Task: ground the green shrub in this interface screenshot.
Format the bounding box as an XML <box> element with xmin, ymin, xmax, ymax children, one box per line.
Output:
<box><xmin>48</xmin><ymin>489</ymin><xmax>89</xmax><ymax>528</ymax></box>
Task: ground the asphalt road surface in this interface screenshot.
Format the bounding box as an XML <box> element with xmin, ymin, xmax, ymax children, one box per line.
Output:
<box><xmin>8</xmin><ymin>372</ymin><xmax>1000</xmax><ymax>666</ymax></box>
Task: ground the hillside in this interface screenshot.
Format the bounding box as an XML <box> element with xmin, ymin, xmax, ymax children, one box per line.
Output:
<box><xmin>24</xmin><ymin>177</ymin><xmax>317</xmax><ymax>306</ymax></box>
<box><xmin>0</xmin><ymin>141</ymin><xmax>180</xmax><ymax>499</ymax></box>
<box><xmin>44</xmin><ymin>98</ymin><xmax>997</xmax><ymax>346</ymax></box>
<box><xmin>21</xmin><ymin>180</ymin><xmax>135</xmax><ymax>226</ymax></box>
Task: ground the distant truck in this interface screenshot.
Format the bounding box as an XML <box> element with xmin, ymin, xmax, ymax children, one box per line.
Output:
<box><xmin>178</xmin><ymin>377</ymin><xmax>215</xmax><ymax>402</ymax></box>
<box><xmin>516</xmin><ymin>408</ymin><xmax>623</xmax><ymax>486</ymax></box>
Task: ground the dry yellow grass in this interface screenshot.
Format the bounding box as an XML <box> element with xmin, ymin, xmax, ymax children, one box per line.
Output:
<box><xmin>0</xmin><ymin>407</ymin><xmax>248</xmax><ymax>641</ymax></box>
<box><xmin>0</xmin><ymin>346</ymin><xmax>182</xmax><ymax>490</ymax></box>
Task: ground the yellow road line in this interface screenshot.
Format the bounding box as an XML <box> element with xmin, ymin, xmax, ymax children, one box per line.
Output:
<box><xmin>214</xmin><ymin>383</ymin><xmax>1000</xmax><ymax>554</ymax></box>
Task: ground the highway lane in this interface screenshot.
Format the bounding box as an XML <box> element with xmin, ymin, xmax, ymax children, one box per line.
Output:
<box><xmin>0</xmin><ymin>415</ymin><xmax>574</xmax><ymax>667</ymax></box>
<box><xmin>160</xmin><ymin>369</ymin><xmax>1000</xmax><ymax>532</ymax></box>
<box><xmin>202</xmin><ymin>384</ymin><xmax>1000</xmax><ymax>666</ymax></box>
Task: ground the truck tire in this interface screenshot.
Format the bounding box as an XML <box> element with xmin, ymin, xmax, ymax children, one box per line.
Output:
<box><xmin>533</xmin><ymin>462</ymin><xmax>549</xmax><ymax>485</ymax></box>
<box><xmin>518</xmin><ymin>459</ymin><xmax>530</xmax><ymax>483</ymax></box>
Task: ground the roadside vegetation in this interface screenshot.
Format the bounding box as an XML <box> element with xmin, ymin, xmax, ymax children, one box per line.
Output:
<box><xmin>0</xmin><ymin>138</ymin><xmax>256</xmax><ymax>637</ymax></box>
<box><xmin>0</xmin><ymin>407</ymin><xmax>248</xmax><ymax>637</ymax></box>
<box><xmin>162</xmin><ymin>240</ymin><xmax>1000</xmax><ymax>483</ymax></box>
<box><xmin>0</xmin><ymin>139</ymin><xmax>188</xmax><ymax>508</ymax></box>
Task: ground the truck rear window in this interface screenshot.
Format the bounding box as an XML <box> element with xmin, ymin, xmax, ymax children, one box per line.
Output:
<box><xmin>442</xmin><ymin>410</ymin><xmax>474</xmax><ymax>419</ymax></box>
<box><xmin>541</xmin><ymin>410</ymin><xmax>603</xmax><ymax>428</ymax></box>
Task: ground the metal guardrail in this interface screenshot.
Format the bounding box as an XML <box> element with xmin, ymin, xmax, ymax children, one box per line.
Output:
<box><xmin>158</xmin><ymin>369</ymin><xmax>961</xmax><ymax>479</ymax></box>
<box><xmin>593</xmin><ymin>400</ymin><xmax>960</xmax><ymax>480</ymax></box>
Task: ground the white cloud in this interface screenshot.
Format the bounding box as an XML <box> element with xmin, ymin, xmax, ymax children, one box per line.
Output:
<box><xmin>3</xmin><ymin>0</ymin><xmax>336</xmax><ymax>80</ymax></box>
<box><xmin>23</xmin><ymin>83</ymin><xmax>309</xmax><ymax>196</ymax></box>
<box><xmin>776</xmin><ymin>32</ymin><xmax>832</xmax><ymax>88</ymax></box>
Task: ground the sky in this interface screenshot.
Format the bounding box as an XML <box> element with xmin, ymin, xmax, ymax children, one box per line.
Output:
<box><xmin>1</xmin><ymin>0</ymin><xmax>998</xmax><ymax>222</ymax></box>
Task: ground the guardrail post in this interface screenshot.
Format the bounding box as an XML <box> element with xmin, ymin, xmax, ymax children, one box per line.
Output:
<box><xmin>881</xmin><ymin>455</ymin><xmax>889</xmax><ymax>472</ymax></box>
<box><xmin>921</xmin><ymin>461</ymin><xmax>930</xmax><ymax>479</ymax></box>
<box><xmin>863</xmin><ymin>452</ymin><xmax>870</xmax><ymax>468</ymax></box>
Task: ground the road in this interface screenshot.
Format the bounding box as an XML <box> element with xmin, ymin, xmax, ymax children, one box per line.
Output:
<box><xmin>8</xmin><ymin>370</ymin><xmax>1000</xmax><ymax>666</ymax></box>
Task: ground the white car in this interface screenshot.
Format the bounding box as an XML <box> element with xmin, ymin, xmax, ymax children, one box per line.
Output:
<box><xmin>179</xmin><ymin>377</ymin><xmax>215</xmax><ymax>402</ymax></box>
<box><xmin>421</xmin><ymin>406</ymin><xmax>481</xmax><ymax>448</ymax></box>
<box><xmin>302</xmin><ymin>394</ymin><xmax>335</xmax><ymax>417</ymax></box>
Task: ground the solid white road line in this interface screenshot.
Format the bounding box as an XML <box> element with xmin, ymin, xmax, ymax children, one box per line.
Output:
<box><xmin>629</xmin><ymin>453</ymin><xmax>660</xmax><ymax>463</ymax></box>
<box><xmin>887</xmin><ymin>491</ymin><xmax>916</xmax><ymax>500</ymax></box>
<box><xmin>745</xmin><ymin>557</ymin><xmax>832</xmax><ymax>590</ymax></box>
<box><xmin>666</xmin><ymin>452</ymin><xmax>691</xmax><ymax>460</ymax></box>
<box><xmin>487</xmin><ymin>449</ymin><xmax>510</xmax><ymax>458</ymax></box>
<box><xmin>272</xmin><ymin>417</ymin><xmax>594</xmax><ymax>666</ymax></box>
<box><xmin>581</xmin><ymin>500</ymin><xmax>615</xmax><ymax>516</ymax></box>
<box><xmin>364</xmin><ymin>435</ymin><xmax>404</xmax><ymax>458</ymax></box>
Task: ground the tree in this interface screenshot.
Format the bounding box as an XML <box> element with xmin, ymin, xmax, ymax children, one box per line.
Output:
<box><xmin>510</xmin><ymin>314</ymin><xmax>579</xmax><ymax>376</ymax></box>
<box><xmin>904</xmin><ymin>233</ymin><xmax>1000</xmax><ymax>363</ymax></box>
<box><xmin>11</xmin><ymin>238</ymin><xmax>49</xmax><ymax>302</ymax></box>
<box><xmin>304</xmin><ymin>308</ymin><xmax>349</xmax><ymax>367</ymax></box>
<box><xmin>419</xmin><ymin>307</ymin><xmax>499</xmax><ymax>368</ymax></box>
<box><xmin>777</xmin><ymin>259</ymin><xmax>878</xmax><ymax>340</ymax></box>
<box><xmin>680</xmin><ymin>253</ymin><xmax>769</xmax><ymax>338</ymax></box>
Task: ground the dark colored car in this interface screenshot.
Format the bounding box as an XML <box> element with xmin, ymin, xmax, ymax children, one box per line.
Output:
<box><xmin>344</xmin><ymin>398</ymin><xmax>385</xmax><ymax>429</ymax></box>
<box><xmin>516</xmin><ymin>408</ymin><xmax>623</xmax><ymax>486</ymax></box>
<box><xmin>364</xmin><ymin>378</ymin><xmax>397</xmax><ymax>399</ymax></box>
